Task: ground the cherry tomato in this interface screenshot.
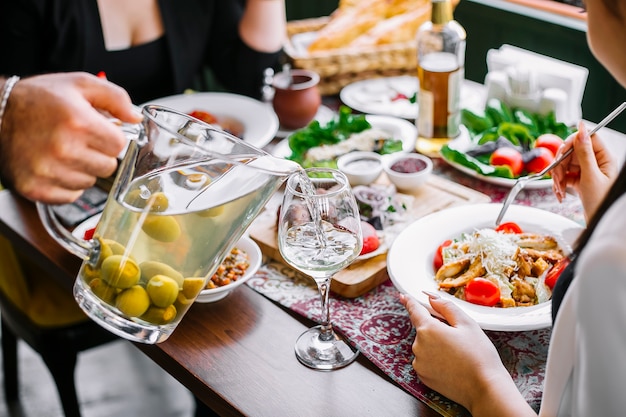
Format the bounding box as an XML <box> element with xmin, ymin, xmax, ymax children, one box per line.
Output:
<box><xmin>525</xmin><ymin>147</ymin><xmax>555</xmax><ymax>174</ymax></box>
<box><xmin>490</xmin><ymin>147</ymin><xmax>524</xmax><ymax>177</ymax></box>
<box><xmin>535</xmin><ymin>134</ymin><xmax>564</xmax><ymax>157</ymax></box>
<box><xmin>545</xmin><ymin>257</ymin><xmax>571</xmax><ymax>290</ymax></box>
<box><xmin>465</xmin><ymin>277</ymin><xmax>501</xmax><ymax>307</ymax></box>
<box><xmin>360</xmin><ymin>221</ymin><xmax>380</xmax><ymax>255</ymax></box>
<box><xmin>188</xmin><ymin>110</ymin><xmax>218</xmax><ymax>124</ymax></box>
<box><xmin>433</xmin><ymin>239</ymin><xmax>452</xmax><ymax>271</ymax></box>
<box><xmin>495</xmin><ymin>222</ymin><xmax>523</xmax><ymax>234</ymax></box>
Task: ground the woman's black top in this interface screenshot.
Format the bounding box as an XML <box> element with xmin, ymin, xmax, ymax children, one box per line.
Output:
<box><xmin>0</xmin><ymin>0</ymin><xmax>280</xmax><ymax>102</ymax></box>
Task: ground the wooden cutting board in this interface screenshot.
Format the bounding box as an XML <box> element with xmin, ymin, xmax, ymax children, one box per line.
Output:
<box><xmin>248</xmin><ymin>174</ymin><xmax>490</xmax><ymax>298</ymax></box>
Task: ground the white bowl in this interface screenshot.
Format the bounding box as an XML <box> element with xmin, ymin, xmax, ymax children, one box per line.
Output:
<box><xmin>336</xmin><ymin>151</ymin><xmax>383</xmax><ymax>186</ymax></box>
<box><xmin>382</xmin><ymin>153</ymin><xmax>433</xmax><ymax>191</ymax></box>
<box><xmin>195</xmin><ymin>236</ymin><xmax>262</xmax><ymax>303</ymax></box>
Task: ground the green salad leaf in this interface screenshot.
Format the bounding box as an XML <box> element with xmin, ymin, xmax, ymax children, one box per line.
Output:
<box><xmin>286</xmin><ymin>105</ymin><xmax>403</xmax><ymax>167</ymax></box>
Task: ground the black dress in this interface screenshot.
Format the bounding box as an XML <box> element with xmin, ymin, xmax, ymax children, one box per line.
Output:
<box><xmin>0</xmin><ymin>0</ymin><xmax>280</xmax><ymax>102</ymax></box>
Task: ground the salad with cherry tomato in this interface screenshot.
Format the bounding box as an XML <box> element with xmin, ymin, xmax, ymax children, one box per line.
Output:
<box><xmin>433</xmin><ymin>221</ymin><xmax>567</xmax><ymax>307</ymax></box>
<box><xmin>441</xmin><ymin>99</ymin><xmax>575</xmax><ymax>180</ymax></box>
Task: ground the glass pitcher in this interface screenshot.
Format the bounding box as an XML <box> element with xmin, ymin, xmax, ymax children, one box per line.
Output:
<box><xmin>37</xmin><ymin>105</ymin><xmax>299</xmax><ymax>344</ymax></box>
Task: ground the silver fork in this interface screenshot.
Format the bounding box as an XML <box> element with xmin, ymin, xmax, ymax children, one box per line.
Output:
<box><xmin>495</xmin><ymin>102</ymin><xmax>626</xmax><ymax>226</ymax></box>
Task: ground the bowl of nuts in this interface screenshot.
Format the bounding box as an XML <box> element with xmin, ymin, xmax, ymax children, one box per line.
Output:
<box><xmin>195</xmin><ymin>235</ymin><xmax>262</xmax><ymax>303</ymax></box>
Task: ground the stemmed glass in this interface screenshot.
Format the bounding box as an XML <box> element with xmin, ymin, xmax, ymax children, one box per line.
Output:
<box><xmin>278</xmin><ymin>168</ymin><xmax>363</xmax><ymax>370</ymax></box>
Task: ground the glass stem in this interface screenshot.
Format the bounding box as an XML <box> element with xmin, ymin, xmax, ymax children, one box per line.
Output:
<box><xmin>315</xmin><ymin>276</ymin><xmax>334</xmax><ymax>342</ymax></box>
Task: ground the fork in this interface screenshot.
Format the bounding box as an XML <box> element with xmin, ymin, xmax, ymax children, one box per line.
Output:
<box><xmin>495</xmin><ymin>101</ymin><xmax>626</xmax><ymax>226</ymax></box>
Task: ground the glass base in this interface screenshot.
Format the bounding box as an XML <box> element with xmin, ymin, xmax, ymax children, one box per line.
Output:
<box><xmin>74</xmin><ymin>279</ymin><xmax>174</xmax><ymax>344</ymax></box>
<box><xmin>294</xmin><ymin>325</ymin><xmax>359</xmax><ymax>370</ymax></box>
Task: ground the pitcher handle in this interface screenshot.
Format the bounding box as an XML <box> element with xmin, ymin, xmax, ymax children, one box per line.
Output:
<box><xmin>35</xmin><ymin>113</ymin><xmax>144</xmax><ymax>262</ymax></box>
<box><xmin>36</xmin><ymin>202</ymin><xmax>99</xmax><ymax>263</ymax></box>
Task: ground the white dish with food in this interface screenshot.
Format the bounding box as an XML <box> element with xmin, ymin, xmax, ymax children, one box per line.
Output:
<box><xmin>442</xmin><ymin>130</ymin><xmax>553</xmax><ymax>190</ymax></box>
<box><xmin>387</xmin><ymin>203</ymin><xmax>583</xmax><ymax>331</ymax></box>
<box><xmin>272</xmin><ymin>114</ymin><xmax>417</xmax><ymax>159</ymax></box>
<box><xmin>142</xmin><ymin>92</ymin><xmax>279</xmax><ymax>149</ymax></box>
<box><xmin>195</xmin><ymin>235</ymin><xmax>262</xmax><ymax>303</ymax></box>
<box><xmin>340</xmin><ymin>76</ymin><xmax>419</xmax><ymax>120</ymax></box>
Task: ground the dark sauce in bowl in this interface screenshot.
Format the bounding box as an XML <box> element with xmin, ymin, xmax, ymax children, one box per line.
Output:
<box><xmin>390</xmin><ymin>157</ymin><xmax>427</xmax><ymax>174</ymax></box>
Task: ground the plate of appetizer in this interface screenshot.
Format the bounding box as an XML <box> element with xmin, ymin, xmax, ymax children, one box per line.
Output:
<box><xmin>440</xmin><ymin>98</ymin><xmax>575</xmax><ymax>189</ymax></box>
<box><xmin>143</xmin><ymin>92</ymin><xmax>279</xmax><ymax>149</ymax></box>
<box><xmin>387</xmin><ymin>203</ymin><xmax>584</xmax><ymax>331</ymax></box>
<box><xmin>340</xmin><ymin>76</ymin><xmax>418</xmax><ymax>120</ymax></box>
<box><xmin>272</xmin><ymin>106</ymin><xmax>417</xmax><ymax>167</ymax></box>
<box><xmin>195</xmin><ymin>235</ymin><xmax>262</xmax><ymax>303</ymax></box>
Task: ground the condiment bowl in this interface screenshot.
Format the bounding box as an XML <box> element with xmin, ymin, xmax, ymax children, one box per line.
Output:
<box><xmin>382</xmin><ymin>152</ymin><xmax>433</xmax><ymax>191</ymax></box>
<box><xmin>195</xmin><ymin>236</ymin><xmax>262</xmax><ymax>303</ymax></box>
<box><xmin>336</xmin><ymin>151</ymin><xmax>383</xmax><ymax>186</ymax></box>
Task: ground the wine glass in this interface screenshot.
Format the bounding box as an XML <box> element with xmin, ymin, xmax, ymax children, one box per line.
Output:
<box><xmin>278</xmin><ymin>168</ymin><xmax>363</xmax><ymax>370</ymax></box>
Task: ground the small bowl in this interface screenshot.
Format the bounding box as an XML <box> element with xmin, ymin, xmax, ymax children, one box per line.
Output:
<box><xmin>337</xmin><ymin>151</ymin><xmax>383</xmax><ymax>186</ymax></box>
<box><xmin>382</xmin><ymin>153</ymin><xmax>433</xmax><ymax>191</ymax></box>
<box><xmin>195</xmin><ymin>236</ymin><xmax>262</xmax><ymax>303</ymax></box>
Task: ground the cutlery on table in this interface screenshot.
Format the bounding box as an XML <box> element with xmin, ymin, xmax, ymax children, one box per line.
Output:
<box><xmin>495</xmin><ymin>101</ymin><xmax>626</xmax><ymax>226</ymax></box>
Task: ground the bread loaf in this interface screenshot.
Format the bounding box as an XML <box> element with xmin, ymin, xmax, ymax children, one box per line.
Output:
<box><xmin>305</xmin><ymin>0</ymin><xmax>457</xmax><ymax>53</ymax></box>
<box><xmin>307</xmin><ymin>0</ymin><xmax>389</xmax><ymax>52</ymax></box>
<box><xmin>349</xmin><ymin>2</ymin><xmax>431</xmax><ymax>47</ymax></box>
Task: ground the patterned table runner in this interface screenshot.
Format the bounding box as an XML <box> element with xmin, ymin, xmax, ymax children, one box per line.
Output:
<box><xmin>246</xmin><ymin>161</ymin><xmax>585</xmax><ymax>416</ymax></box>
<box><xmin>247</xmin><ymin>261</ymin><xmax>549</xmax><ymax>416</ymax></box>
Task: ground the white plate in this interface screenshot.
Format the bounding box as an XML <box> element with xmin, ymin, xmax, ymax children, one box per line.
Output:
<box><xmin>272</xmin><ymin>114</ymin><xmax>417</xmax><ymax>159</ymax></box>
<box><xmin>195</xmin><ymin>235</ymin><xmax>262</xmax><ymax>303</ymax></box>
<box><xmin>442</xmin><ymin>130</ymin><xmax>553</xmax><ymax>190</ymax></box>
<box><xmin>72</xmin><ymin>212</ymin><xmax>101</xmax><ymax>240</ymax></box>
<box><xmin>72</xmin><ymin>214</ymin><xmax>261</xmax><ymax>304</ymax></box>
<box><xmin>387</xmin><ymin>203</ymin><xmax>584</xmax><ymax>331</ymax></box>
<box><xmin>275</xmin><ymin>105</ymin><xmax>335</xmax><ymax>139</ymax></box>
<box><xmin>143</xmin><ymin>92</ymin><xmax>279</xmax><ymax>149</ymax></box>
<box><xmin>340</xmin><ymin>76</ymin><xmax>418</xmax><ymax>120</ymax></box>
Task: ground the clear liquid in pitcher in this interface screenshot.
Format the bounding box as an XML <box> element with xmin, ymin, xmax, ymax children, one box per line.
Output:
<box><xmin>75</xmin><ymin>157</ymin><xmax>280</xmax><ymax>340</ymax></box>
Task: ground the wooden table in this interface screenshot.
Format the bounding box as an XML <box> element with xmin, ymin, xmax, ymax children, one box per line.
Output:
<box><xmin>0</xmin><ymin>190</ymin><xmax>442</xmax><ymax>417</ymax></box>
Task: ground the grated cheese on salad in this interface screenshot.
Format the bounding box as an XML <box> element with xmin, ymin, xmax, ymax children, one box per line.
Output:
<box><xmin>439</xmin><ymin>226</ymin><xmax>564</xmax><ymax>307</ymax></box>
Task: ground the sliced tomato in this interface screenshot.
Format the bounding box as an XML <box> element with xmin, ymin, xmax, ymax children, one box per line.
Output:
<box><xmin>490</xmin><ymin>147</ymin><xmax>524</xmax><ymax>177</ymax></box>
<box><xmin>535</xmin><ymin>134</ymin><xmax>564</xmax><ymax>157</ymax></box>
<box><xmin>433</xmin><ymin>239</ymin><xmax>452</xmax><ymax>271</ymax></box>
<box><xmin>83</xmin><ymin>227</ymin><xmax>96</xmax><ymax>240</ymax></box>
<box><xmin>495</xmin><ymin>222</ymin><xmax>523</xmax><ymax>234</ymax></box>
<box><xmin>545</xmin><ymin>257</ymin><xmax>571</xmax><ymax>290</ymax></box>
<box><xmin>465</xmin><ymin>277</ymin><xmax>501</xmax><ymax>307</ymax></box>
<box><xmin>525</xmin><ymin>147</ymin><xmax>555</xmax><ymax>174</ymax></box>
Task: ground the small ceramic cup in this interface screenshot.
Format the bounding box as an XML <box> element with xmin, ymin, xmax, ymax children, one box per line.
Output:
<box><xmin>272</xmin><ymin>69</ymin><xmax>321</xmax><ymax>130</ymax></box>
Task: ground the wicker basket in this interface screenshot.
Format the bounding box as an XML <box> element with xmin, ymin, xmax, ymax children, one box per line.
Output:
<box><xmin>283</xmin><ymin>17</ymin><xmax>418</xmax><ymax>95</ymax></box>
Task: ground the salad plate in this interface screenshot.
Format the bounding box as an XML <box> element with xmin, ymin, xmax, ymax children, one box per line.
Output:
<box><xmin>340</xmin><ymin>76</ymin><xmax>418</xmax><ymax>120</ymax></box>
<box><xmin>272</xmin><ymin>114</ymin><xmax>417</xmax><ymax>159</ymax></box>
<box><xmin>387</xmin><ymin>203</ymin><xmax>583</xmax><ymax>331</ymax></box>
<box><xmin>441</xmin><ymin>130</ymin><xmax>554</xmax><ymax>190</ymax></box>
<box><xmin>142</xmin><ymin>92</ymin><xmax>279</xmax><ymax>149</ymax></box>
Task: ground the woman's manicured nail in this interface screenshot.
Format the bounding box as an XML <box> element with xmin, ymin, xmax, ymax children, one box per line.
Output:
<box><xmin>422</xmin><ymin>290</ymin><xmax>440</xmax><ymax>300</ymax></box>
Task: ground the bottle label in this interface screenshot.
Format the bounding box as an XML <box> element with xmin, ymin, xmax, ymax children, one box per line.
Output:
<box><xmin>417</xmin><ymin>89</ymin><xmax>434</xmax><ymax>138</ymax></box>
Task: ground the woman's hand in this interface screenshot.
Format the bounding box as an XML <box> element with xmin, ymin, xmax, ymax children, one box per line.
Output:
<box><xmin>551</xmin><ymin>121</ymin><xmax>618</xmax><ymax>221</ymax></box>
<box><xmin>0</xmin><ymin>72</ymin><xmax>142</xmax><ymax>204</ymax></box>
<box><xmin>400</xmin><ymin>292</ymin><xmax>536</xmax><ymax>417</ymax></box>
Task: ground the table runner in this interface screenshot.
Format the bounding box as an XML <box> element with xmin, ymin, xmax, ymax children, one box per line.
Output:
<box><xmin>247</xmin><ymin>261</ymin><xmax>549</xmax><ymax>416</ymax></box>
<box><xmin>246</xmin><ymin>162</ymin><xmax>585</xmax><ymax>416</ymax></box>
